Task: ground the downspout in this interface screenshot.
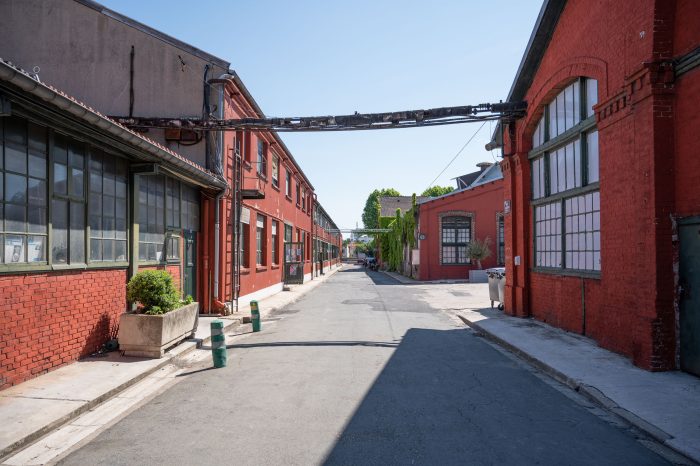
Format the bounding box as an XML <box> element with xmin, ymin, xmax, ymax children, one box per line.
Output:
<box><xmin>209</xmin><ymin>73</ymin><xmax>236</xmax><ymax>312</ymax></box>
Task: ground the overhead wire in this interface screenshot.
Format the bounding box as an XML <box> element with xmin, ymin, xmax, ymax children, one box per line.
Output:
<box><xmin>425</xmin><ymin>121</ymin><xmax>487</xmax><ymax>190</ymax></box>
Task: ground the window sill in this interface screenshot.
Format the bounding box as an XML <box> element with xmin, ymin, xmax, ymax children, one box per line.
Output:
<box><xmin>271</xmin><ymin>183</ymin><xmax>280</xmax><ymax>192</ymax></box>
<box><xmin>256</xmin><ymin>266</ymin><xmax>267</xmax><ymax>272</ymax></box>
<box><xmin>244</xmin><ymin>161</ymin><xmax>252</xmax><ymax>170</ymax></box>
<box><xmin>258</xmin><ymin>174</ymin><xmax>268</xmax><ymax>182</ymax></box>
<box><xmin>532</xmin><ymin>267</ymin><xmax>601</xmax><ymax>279</ymax></box>
<box><xmin>166</xmin><ymin>258</ymin><xmax>181</xmax><ymax>264</ymax></box>
<box><xmin>286</xmin><ymin>195</ymin><xmax>293</xmax><ymax>202</ymax></box>
<box><xmin>138</xmin><ymin>261</ymin><xmax>169</xmax><ymax>267</ymax></box>
<box><xmin>240</xmin><ymin>267</ymin><xmax>251</xmax><ymax>275</ymax></box>
<box><xmin>271</xmin><ymin>264</ymin><xmax>280</xmax><ymax>270</ymax></box>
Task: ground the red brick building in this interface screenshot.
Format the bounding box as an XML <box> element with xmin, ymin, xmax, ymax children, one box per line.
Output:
<box><xmin>491</xmin><ymin>0</ymin><xmax>700</xmax><ymax>373</ymax></box>
<box><xmin>0</xmin><ymin>0</ymin><xmax>341</xmax><ymax>389</ymax></box>
<box><xmin>418</xmin><ymin>164</ymin><xmax>505</xmax><ymax>281</ymax></box>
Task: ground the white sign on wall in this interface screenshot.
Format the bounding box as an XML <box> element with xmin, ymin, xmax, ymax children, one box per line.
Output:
<box><xmin>241</xmin><ymin>207</ymin><xmax>251</xmax><ymax>224</ymax></box>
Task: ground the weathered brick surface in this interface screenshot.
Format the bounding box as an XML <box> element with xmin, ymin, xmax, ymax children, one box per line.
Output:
<box><xmin>503</xmin><ymin>0</ymin><xmax>699</xmax><ymax>370</ymax></box>
<box><xmin>0</xmin><ymin>269</ymin><xmax>128</xmax><ymax>390</ymax></box>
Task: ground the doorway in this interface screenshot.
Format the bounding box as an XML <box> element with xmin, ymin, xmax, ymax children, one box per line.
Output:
<box><xmin>183</xmin><ymin>230</ymin><xmax>197</xmax><ymax>299</ymax></box>
<box><xmin>679</xmin><ymin>217</ymin><xmax>700</xmax><ymax>376</ymax></box>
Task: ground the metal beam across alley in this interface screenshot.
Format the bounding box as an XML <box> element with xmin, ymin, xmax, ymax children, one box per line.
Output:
<box><xmin>110</xmin><ymin>101</ymin><xmax>526</xmax><ymax>133</ymax></box>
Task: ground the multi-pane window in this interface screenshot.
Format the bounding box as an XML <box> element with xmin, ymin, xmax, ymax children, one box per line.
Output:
<box><xmin>256</xmin><ymin>214</ymin><xmax>265</xmax><ymax>265</ymax></box>
<box><xmin>531</xmin><ymin>77</ymin><xmax>600</xmax><ymax>272</ymax></box>
<box><xmin>497</xmin><ymin>214</ymin><xmax>505</xmax><ymax>266</ymax></box>
<box><xmin>257</xmin><ymin>139</ymin><xmax>267</xmax><ymax>178</ymax></box>
<box><xmin>271</xmin><ymin>220</ymin><xmax>278</xmax><ymax>265</ymax></box>
<box><xmin>441</xmin><ymin>216</ymin><xmax>470</xmax><ymax>264</ymax></box>
<box><xmin>89</xmin><ymin>151</ymin><xmax>128</xmax><ymax>262</ymax></box>
<box><xmin>181</xmin><ymin>184</ymin><xmax>199</xmax><ymax>231</ymax></box>
<box><xmin>534</xmin><ymin>203</ymin><xmax>562</xmax><ymax>268</ymax></box>
<box><xmin>166</xmin><ymin>177</ymin><xmax>180</xmax><ymax>229</ymax></box>
<box><xmin>138</xmin><ymin>175</ymin><xmax>165</xmax><ymax>261</ymax></box>
<box><xmin>301</xmin><ymin>187</ymin><xmax>306</xmax><ymax>212</ymax></box>
<box><xmin>271</xmin><ymin>153</ymin><xmax>279</xmax><ymax>188</ymax></box>
<box><xmin>295</xmin><ymin>182</ymin><xmax>300</xmax><ymax>206</ymax></box>
<box><xmin>284</xmin><ymin>224</ymin><xmax>292</xmax><ymax>243</ymax></box>
<box><xmin>565</xmin><ymin>192</ymin><xmax>600</xmax><ymax>271</ymax></box>
<box><xmin>1</xmin><ymin>117</ymin><xmax>48</xmax><ymax>264</ymax></box>
<box><xmin>52</xmin><ymin>134</ymin><xmax>86</xmax><ymax>264</ymax></box>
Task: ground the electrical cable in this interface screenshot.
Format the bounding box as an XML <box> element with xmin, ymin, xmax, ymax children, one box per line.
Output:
<box><xmin>425</xmin><ymin>121</ymin><xmax>487</xmax><ymax>190</ymax></box>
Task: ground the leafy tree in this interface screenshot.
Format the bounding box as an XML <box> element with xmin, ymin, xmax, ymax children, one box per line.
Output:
<box><xmin>362</xmin><ymin>188</ymin><xmax>401</xmax><ymax>229</ymax></box>
<box><xmin>421</xmin><ymin>185</ymin><xmax>454</xmax><ymax>197</ymax></box>
<box><xmin>467</xmin><ymin>237</ymin><xmax>492</xmax><ymax>269</ymax></box>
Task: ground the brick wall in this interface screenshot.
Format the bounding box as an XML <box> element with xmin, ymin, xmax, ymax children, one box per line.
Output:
<box><xmin>0</xmin><ymin>269</ymin><xmax>128</xmax><ymax>390</ymax></box>
<box><xmin>502</xmin><ymin>0</ymin><xmax>699</xmax><ymax>370</ymax></box>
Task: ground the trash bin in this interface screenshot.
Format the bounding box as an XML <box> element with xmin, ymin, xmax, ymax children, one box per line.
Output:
<box><xmin>486</xmin><ymin>267</ymin><xmax>506</xmax><ymax>310</ymax></box>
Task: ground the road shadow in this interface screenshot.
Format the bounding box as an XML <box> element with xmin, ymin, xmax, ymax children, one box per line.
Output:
<box><xmin>322</xmin><ymin>327</ymin><xmax>668</xmax><ymax>466</ymax></box>
<box><xmin>365</xmin><ymin>270</ymin><xmax>402</xmax><ymax>286</ymax></box>
<box><xmin>199</xmin><ymin>340</ymin><xmax>400</xmax><ymax>351</ymax></box>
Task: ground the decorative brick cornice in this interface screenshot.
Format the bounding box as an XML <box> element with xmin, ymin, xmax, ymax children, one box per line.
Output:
<box><xmin>596</xmin><ymin>60</ymin><xmax>675</xmax><ymax>130</ymax></box>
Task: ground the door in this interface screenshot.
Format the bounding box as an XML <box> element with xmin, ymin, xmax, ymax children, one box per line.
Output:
<box><xmin>679</xmin><ymin>218</ymin><xmax>700</xmax><ymax>376</ymax></box>
<box><xmin>183</xmin><ymin>230</ymin><xmax>197</xmax><ymax>299</ymax></box>
<box><xmin>284</xmin><ymin>241</ymin><xmax>304</xmax><ymax>284</ymax></box>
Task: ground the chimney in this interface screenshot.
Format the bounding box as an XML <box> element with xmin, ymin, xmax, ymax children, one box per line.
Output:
<box><xmin>476</xmin><ymin>162</ymin><xmax>493</xmax><ymax>172</ymax></box>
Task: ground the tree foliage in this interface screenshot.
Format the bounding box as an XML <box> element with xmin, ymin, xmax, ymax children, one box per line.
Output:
<box><xmin>467</xmin><ymin>237</ymin><xmax>492</xmax><ymax>269</ymax></box>
<box><xmin>362</xmin><ymin>188</ymin><xmax>401</xmax><ymax>229</ymax></box>
<box><xmin>421</xmin><ymin>185</ymin><xmax>454</xmax><ymax>197</ymax></box>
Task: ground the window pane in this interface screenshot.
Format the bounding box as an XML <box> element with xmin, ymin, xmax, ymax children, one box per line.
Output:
<box><xmin>5</xmin><ymin>203</ymin><xmax>25</xmax><ymax>232</ymax></box>
<box><xmin>27</xmin><ymin>235</ymin><xmax>45</xmax><ymax>262</ymax></box>
<box><xmin>70</xmin><ymin>202</ymin><xmax>85</xmax><ymax>263</ymax></box>
<box><xmin>115</xmin><ymin>240</ymin><xmax>127</xmax><ymax>261</ymax></box>
<box><xmin>587</xmin><ymin>130</ymin><xmax>599</xmax><ymax>183</ymax></box>
<box><xmin>6</xmin><ymin>173</ymin><xmax>27</xmax><ymax>204</ymax></box>
<box><xmin>28</xmin><ymin>178</ymin><xmax>46</xmax><ymax>206</ymax></box>
<box><xmin>52</xmin><ymin>199</ymin><xmax>68</xmax><ymax>263</ymax></box>
<box><xmin>5</xmin><ymin>235</ymin><xmax>25</xmax><ymax>263</ymax></box>
<box><xmin>548</xmin><ymin>101</ymin><xmax>557</xmax><ymax>139</ymax></box>
<box><xmin>90</xmin><ymin>238</ymin><xmax>102</xmax><ymax>261</ymax></box>
<box><xmin>573</xmin><ymin>80</ymin><xmax>581</xmax><ymax>125</ymax></box>
<box><xmin>5</xmin><ymin>144</ymin><xmax>26</xmax><ymax>174</ymax></box>
<box><xmin>549</xmin><ymin>153</ymin><xmax>558</xmax><ymax>194</ymax></box>
<box><xmin>29</xmin><ymin>151</ymin><xmax>47</xmax><ymax>179</ymax></box>
<box><xmin>28</xmin><ymin>207</ymin><xmax>46</xmax><ymax>234</ymax></box>
<box><xmin>564</xmin><ymin>84</ymin><xmax>575</xmax><ymax>130</ymax></box>
<box><xmin>102</xmin><ymin>239</ymin><xmax>114</xmax><ymax>261</ymax></box>
<box><xmin>71</xmin><ymin>168</ymin><xmax>84</xmax><ymax>198</ymax></box>
<box><xmin>556</xmin><ymin>92</ymin><xmax>566</xmax><ymax>137</ymax></box>
<box><xmin>54</xmin><ymin>162</ymin><xmax>67</xmax><ymax>195</ymax></box>
<box><xmin>586</xmin><ymin>79</ymin><xmax>598</xmax><ymax>118</ymax></box>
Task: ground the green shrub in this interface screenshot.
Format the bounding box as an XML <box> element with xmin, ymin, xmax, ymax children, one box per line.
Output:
<box><xmin>183</xmin><ymin>295</ymin><xmax>194</xmax><ymax>305</ymax></box>
<box><xmin>127</xmin><ymin>270</ymin><xmax>181</xmax><ymax>315</ymax></box>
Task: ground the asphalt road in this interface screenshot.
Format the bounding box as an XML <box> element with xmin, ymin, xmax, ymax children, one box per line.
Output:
<box><xmin>60</xmin><ymin>265</ymin><xmax>669</xmax><ymax>465</ymax></box>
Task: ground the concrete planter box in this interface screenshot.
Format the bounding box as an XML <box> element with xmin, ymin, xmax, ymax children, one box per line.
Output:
<box><xmin>117</xmin><ymin>302</ymin><xmax>199</xmax><ymax>358</ymax></box>
<box><xmin>468</xmin><ymin>269</ymin><xmax>488</xmax><ymax>283</ymax></box>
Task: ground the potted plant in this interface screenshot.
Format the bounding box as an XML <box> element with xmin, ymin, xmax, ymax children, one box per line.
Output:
<box><xmin>117</xmin><ymin>270</ymin><xmax>199</xmax><ymax>358</ymax></box>
<box><xmin>467</xmin><ymin>237</ymin><xmax>492</xmax><ymax>283</ymax></box>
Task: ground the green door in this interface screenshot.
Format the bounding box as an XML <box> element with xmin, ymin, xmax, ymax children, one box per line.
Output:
<box><xmin>679</xmin><ymin>218</ymin><xmax>700</xmax><ymax>376</ymax></box>
<box><xmin>183</xmin><ymin>230</ymin><xmax>196</xmax><ymax>299</ymax></box>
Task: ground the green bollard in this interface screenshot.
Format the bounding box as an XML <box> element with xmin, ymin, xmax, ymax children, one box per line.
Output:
<box><xmin>211</xmin><ymin>320</ymin><xmax>227</xmax><ymax>368</ymax></box>
<box><xmin>250</xmin><ymin>300</ymin><xmax>261</xmax><ymax>332</ymax></box>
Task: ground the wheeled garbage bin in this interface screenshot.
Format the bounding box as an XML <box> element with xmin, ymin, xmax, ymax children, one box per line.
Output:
<box><xmin>486</xmin><ymin>267</ymin><xmax>506</xmax><ymax>310</ymax></box>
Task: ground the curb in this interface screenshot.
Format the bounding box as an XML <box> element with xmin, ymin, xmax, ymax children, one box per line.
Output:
<box><xmin>456</xmin><ymin>314</ymin><xmax>696</xmax><ymax>464</ymax></box>
<box><xmin>1</xmin><ymin>267</ymin><xmax>341</xmax><ymax>461</ymax></box>
<box><xmin>0</xmin><ymin>317</ymin><xmax>241</xmax><ymax>462</ymax></box>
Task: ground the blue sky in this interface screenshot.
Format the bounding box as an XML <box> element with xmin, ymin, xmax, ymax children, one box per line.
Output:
<box><xmin>99</xmin><ymin>0</ymin><xmax>542</xmax><ymax>232</ymax></box>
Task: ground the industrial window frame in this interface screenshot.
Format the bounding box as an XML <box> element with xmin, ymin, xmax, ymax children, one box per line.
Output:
<box><xmin>256</xmin><ymin>213</ymin><xmax>266</xmax><ymax>266</ymax></box>
<box><xmin>496</xmin><ymin>213</ymin><xmax>505</xmax><ymax>266</ymax></box>
<box><xmin>530</xmin><ymin>77</ymin><xmax>601</xmax><ymax>274</ymax></box>
<box><xmin>440</xmin><ymin>215</ymin><xmax>471</xmax><ymax>265</ymax></box>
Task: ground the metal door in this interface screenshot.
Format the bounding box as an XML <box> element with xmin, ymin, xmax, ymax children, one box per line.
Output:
<box><xmin>679</xmin><ymin>218</ymin><xmax>700</xmax><ymax>376</ymax></box>
<box><xmin>183</xmin><ymin>230</ymin><xmax>197</xmax><ymax>299</ymax></box>
<box><xmin>284</xmin><ymin>241</ymin><xmax>304</xmax><ymax>284</ymax></box>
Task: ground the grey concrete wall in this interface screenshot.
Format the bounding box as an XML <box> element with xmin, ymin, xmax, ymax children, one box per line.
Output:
<box><xmin>0</xmin><ymin>0</ymin><xmax>230</xmax><ymax>168</ymax></box>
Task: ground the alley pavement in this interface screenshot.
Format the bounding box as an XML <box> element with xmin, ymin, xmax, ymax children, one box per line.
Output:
<box><xmin>51</xmin><ymin>265</ymin><xmax>674</xmax><ymax>465</ymax></box>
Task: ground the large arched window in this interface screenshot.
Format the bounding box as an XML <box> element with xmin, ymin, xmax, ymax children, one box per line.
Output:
<box><xmin>530</xmin><ymin>77</ymin><xmax>600</xmax><ymax>272</ymax></box>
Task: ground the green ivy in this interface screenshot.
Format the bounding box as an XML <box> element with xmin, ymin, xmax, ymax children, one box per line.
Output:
<box><xmin>377</xmin><ymin>194</ymin><xmax>418</xmax><ymax>273</ymax></box>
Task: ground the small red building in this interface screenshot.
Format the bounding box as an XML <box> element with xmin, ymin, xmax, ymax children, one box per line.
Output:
<box><xmin>491</xmin><ymin>0</ymin><xmax>700</xmax><ymax>373</ymax></box>
<box><xmin>418</xmin><ymin>163</ymin><xmax>505</xmax><ymax>281</ymax></box>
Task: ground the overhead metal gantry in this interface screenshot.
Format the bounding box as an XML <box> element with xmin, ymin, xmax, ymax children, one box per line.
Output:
<box><xmin>110</xmin><ymin>101</ymin><xmax>526</xmax><ymax>133</ymax></box>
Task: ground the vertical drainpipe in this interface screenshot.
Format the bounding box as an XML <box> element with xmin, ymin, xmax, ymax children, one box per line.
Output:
<box><xmin>212</xmin><ymin>75</ymin><xmax>232</xmax><ymax>308</ymax></box>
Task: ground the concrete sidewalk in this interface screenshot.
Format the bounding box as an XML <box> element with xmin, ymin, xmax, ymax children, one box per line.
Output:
<box><xmin>0</xmin><ymin>265</ymin><xmax>341</xmax><ymax>461</ymax></box>
<box><xmin>457</xmin><ymin>307</ymin><xmax>700</xmax><ymax>464</ymax></box>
